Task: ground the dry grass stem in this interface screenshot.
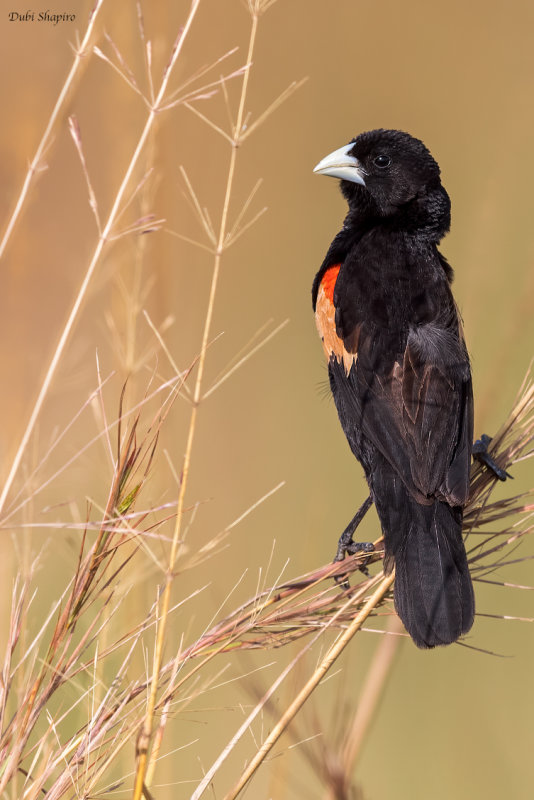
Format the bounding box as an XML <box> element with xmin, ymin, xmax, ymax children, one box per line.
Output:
<box><xmin>133</xmin><ymin>24</ymin><xmax>253</xmax><ymax>798</ymax></box>
<box><xmin>321</xmin><ymin>615</ymin><xmax>403</xmax><ymax>800</ymax></box>
<box><xmin>0</xmin><ymin>0</ymin><xmax>203</xmax><ymax>519</ymax></box>
<box><xmin>0</xmin><ymin>0</ymin><xmax>105</xmax><ymax>261</ymax></box>
<box><xmin>131</xmin><ymin>3</ymin><xmax>307</xmax><ymax>794</ymax></box>
<box><xmin>2</xmin><ymin>368</ymin><xmax>191</xmax><ymax>527</ymax></box>
<box><xmin>221</xmin><ymin>572</ymin><xmax>396</xmax><ymax>800</ymax></box>
<box><xmin>68</xmin><ymin>115</ymin><xmax>102</xmax><ymax>233</ymax></box>
<box><xmin>203</xmin><ymin>319</ymin><xmax>289</xmax><ymax>400</ymax></box>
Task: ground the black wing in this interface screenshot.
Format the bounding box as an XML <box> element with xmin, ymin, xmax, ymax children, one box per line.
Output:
<box><xmin>330</xmin><ymin>315</ymin><xmax>473</xmax><ymax>507</ymax></box>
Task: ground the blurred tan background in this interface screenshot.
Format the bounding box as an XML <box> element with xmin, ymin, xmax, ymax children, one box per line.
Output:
<box><xmin>0</xmin><ymin>0</ymin><xmax>533</xmax><ymax>798</ymax></box>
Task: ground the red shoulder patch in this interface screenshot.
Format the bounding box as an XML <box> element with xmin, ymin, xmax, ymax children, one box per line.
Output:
<box><xmin>321</xmin><ymin>264</ymin><xmax>341</xmax><ymax>303</ymax></box>
<box><xmin>315</xmin><ymin>263</ymin><xmax>357</xmax><ymax>376</ymax></box>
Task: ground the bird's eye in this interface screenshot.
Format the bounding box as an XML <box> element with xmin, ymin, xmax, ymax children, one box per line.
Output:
<box><xmin>373</xmin><ymin>154</ymin><xmax>391</xmax><ymax>168</ymax></box>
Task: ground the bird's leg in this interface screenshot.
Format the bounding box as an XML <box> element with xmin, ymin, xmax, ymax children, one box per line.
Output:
<box><xmin>334</xmin><ymin>494</ymin><xmax>374</xmax><ymax>575</ymax></box>
<box><xmin>473</xmin><ymin>434</ymin><xmax>513</xmax><ymax>481</ymax></box>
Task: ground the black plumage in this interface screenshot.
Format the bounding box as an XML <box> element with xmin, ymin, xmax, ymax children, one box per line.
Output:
<box><xmin>312</xmin><ymin>129</ymin><xmax>474</xmax><ymax>648</ymax></box>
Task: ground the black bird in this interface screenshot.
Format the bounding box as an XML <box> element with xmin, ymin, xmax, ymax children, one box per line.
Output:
<box><xmin>312</xmin><ymin>129</ymin><xmax>475</xmax><ymax>648</ymax></box>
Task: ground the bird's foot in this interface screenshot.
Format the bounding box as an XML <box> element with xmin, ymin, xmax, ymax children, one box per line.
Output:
<box><xmin>334</xmin><ymin>536</ymin><xmax>375</xmax><ymax>564</ymax></box>
<box><xmin>473</xmin><ymin>434</ymin><xmax>513</xmax><ymax>481</ymax></box>
<box><xmin>333</xmin><ymin>536</ymin><xmax>375</xmax><ymax>589</ymax></box>
<box><xmin>333</xmin><ymin>494</ymin><xmax>374</xmax><ymax>586</ymax></box>
<box><xmin>333</xmin><ymin>539</ymin><xmax>375</xmax><ymax>587</ymax></box>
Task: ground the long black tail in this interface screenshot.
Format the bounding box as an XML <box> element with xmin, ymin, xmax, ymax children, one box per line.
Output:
<box><xmin>373</xmin><ymin>469</ymin><xmax>474</xmax><ymax>648</ymax></box>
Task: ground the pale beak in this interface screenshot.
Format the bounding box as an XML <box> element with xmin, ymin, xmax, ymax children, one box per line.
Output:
<box><xmin>313</xmin><ymin>143</ymin><xmax>366</xmax><ymax>185</ymax></box>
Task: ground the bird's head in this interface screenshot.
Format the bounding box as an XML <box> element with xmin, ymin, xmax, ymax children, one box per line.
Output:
<box><xmin>314</xmin><ymin>129</ymin><xmax>450</xmax><ymax>240</ymax></box>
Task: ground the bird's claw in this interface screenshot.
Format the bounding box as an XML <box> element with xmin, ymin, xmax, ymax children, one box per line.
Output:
<box><xmin>473</xmin><ymin>433</ymin><xmax>513</xmax><ymax>481</ymax></box>
<box><xmin>333</xmin><ymin>540</ymin><xmax>375</xmax><ymax>587</ymax></box>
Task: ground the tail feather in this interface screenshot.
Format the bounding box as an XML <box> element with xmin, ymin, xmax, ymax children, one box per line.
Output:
<box><xmin>393</xmin><ymin>502</ymin><xmax>474</xmax><ymax>647</ymax></box>
<box><xmin>373</xmin><ymin>463</ymin><xmax>474</xmax><ymax>648</ymax></box>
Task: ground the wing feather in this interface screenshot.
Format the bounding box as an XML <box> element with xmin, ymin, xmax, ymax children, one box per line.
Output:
<box><xmin>329</xmin><ymin>319</ymin><xmax>472</xmax><ymax>507</ymax></box>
